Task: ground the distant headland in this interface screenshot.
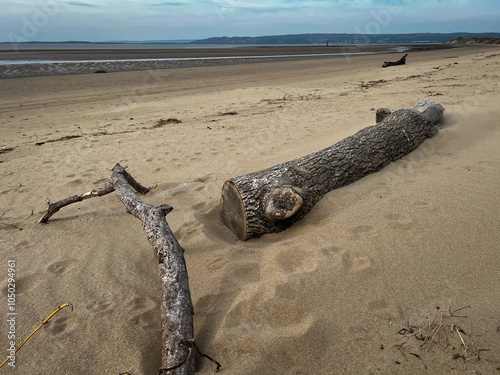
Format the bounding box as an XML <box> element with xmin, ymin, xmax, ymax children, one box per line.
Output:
<box><xmin>189</xmin><ymin>32</ymin><xmax>500</xmax><ymax>45</ymax></box>
<box><xmin>445</xmin><ymin>36</ymin><xmax>500</xmax><ymax>45</ymax></box>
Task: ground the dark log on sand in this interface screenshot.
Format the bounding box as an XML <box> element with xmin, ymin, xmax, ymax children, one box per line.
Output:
<box><xmin>220</xmin><ymin>100</ymin><xmax>444</xmax><ymax>241</ymax></box>
<box><xmin>382</xmin><ymin>53</ymin><xmax>408</xmax><ymax>67</ymax></box>
<box><xmin>40</xmin><ymin>164</ymin><xmax>195</xmax><ymax>375</ymax></box>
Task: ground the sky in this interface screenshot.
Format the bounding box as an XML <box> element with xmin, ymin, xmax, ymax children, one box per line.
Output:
<box><xmin>1</xmin><ymin>0</ymin><xmax>499</xmax><ymax>42</ymax></box>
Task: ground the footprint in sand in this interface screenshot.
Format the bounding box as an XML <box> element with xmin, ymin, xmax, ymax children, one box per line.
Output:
<box><xmin>128</xmin><ymin>295</ymin><xmax>159</xmax><ymax>330</ymax></box>
<box><xmin>275</xmin><ymin>246</ymin><xmax>318</xmax><ymax>275</ymax></box>
<box><xmin>412</xmin><ymin>200</ymin><xmax>439</xmax><ymax>213</ymax></box>
<box><xmin>341</xmin><ymin>250</ymin><xmax>373</xmax><ymax>272</ymax></box>
<box><xmin>192</xmin><ymin>201</ymin><xmax>210</xmax><ymax>213</ymax></box>
<box><xmin>223</xmin><ymin>295</ymin><xmax>313</xmax><ymax>338</ymax></box>
<box><xmin>367</xmin><ymin>299</ymin><xmax>404</xmax><ymax>320</ymax></box>
<box><xmin>192</xmin><ymin>174</ymin><xmax>217</xmax><ymax>192</ymax></box>
<box><xmin>15</xmin><ymin>239</ymin><xmax>37</xmax><ymax>250</ymax></box>
<box><xmin>2</xmin><ymin>275</ymin><xmax>41</xmax><ymax>296</ymax></box>
<box><xmin>81</xmin><ymin>169</ymin><xmax>94</xmax><ymax>178</ymax></box>
<box><xmin>351</xmin><ymin>225</ymin><xmax>377</xmax><ymax>239</ymax></box>
<box><xmin>189</xmin><ymin>152</ymin><xmax>202</xmax><ymax>163</ymax></box>
<box><xmin>384</xmin><ymin>212</ymin><xmax>413</xmax><ymax>230</ymax></box>
<box><xmin>228</xmin><ymin>261</ymin><xmax>261</xmax><ymax>284</ymax></box>
<box><xmin>318</xmin><ymin>244</ymin><xmax>344</xmax><ymax>267</ymax></box>
<box><xmin>65</xmin><ymin>178</ymin><xmax>83</xmax><ymax>187</ymax></box>
<box><xmin>194</xmin><ymin>293</ymin><xmax>217</xmax><ymax>313</ymax></box>
<box><xmin>130</xmin><ymin>309</ymin><xmax>159</xmax><ymax>331</ymax></box>
<box><xmin>86</xmin><ymin>300</ymin><xmax>114</xmax><ymax>313</ymax></box>
<box><xmin>206</xmin><ymin>256</ymin><xmax>225</xmax><ymax>271</ymax></box>
<box><xmin>46</xmin><ymin>259</ymin><xmax>78</xmax><ymax>276</ymax></box>
<box><xmin>174</xmin><ymin>220</ymin><xmax>204</xmax><ymax>241</ymax></box>
<box><xmin>48</xmin><ymin>316</ymin><xmax>74</xmax><ymax>335</ymax></box>
<box><xmin>128</xmin><ymin>295</ymin><xmax>157</xmax><ymax>312</ymax></box>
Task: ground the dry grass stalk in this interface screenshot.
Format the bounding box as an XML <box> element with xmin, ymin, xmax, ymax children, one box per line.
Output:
<box><xmin>399</xmin><ymin>304</ymin><xmax>487</xmax><ymax>363</ymax></box>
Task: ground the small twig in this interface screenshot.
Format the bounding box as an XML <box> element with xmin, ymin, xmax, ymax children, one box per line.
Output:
<box><xmin>477</xmin><ymin>349</ymin><xmax>490</xmax><ymax>361</ymax></box>
<box><xmin>453</xmin><ymin>325</ymin><xmax>468</xmax><ymax>352</ymax></box>
<box><xmin>219</xmin><ymin>110</ymin><xmax>237</xmax><ymax>116</ymax></box>
<box><xmin>422</xmin><ymin>315</ymin><xmax>432</xmax><ymax>346</ymax></box>
<box><xmin>409</xmin><ymin>352</ymin><xmax>422</xmax><ymax>361</ymax></box>
<box><xmin>449</xmin><ymin>305</ymin><xmax>470</xmax><ymax>318</ymax></box>
<box><xmin>422</xmin><ymin>307</ymin><xmax>444</xmax><ymax>351</ymax></box>
<box><xmin>394</xmin><ymin>343</ymin><xmax>408</xmax><ymax>361</ymax></box>
<box><xmin>427</xmin><ymin>321</ymin><xmax>443</xmax><ymax>352</ymax></box>
<box><xmin>0</xmin><ymin>147</ymin><xmax>15</xmax><ymax>154</ymax></box>
<box><xmin>0</xmin><ymin>304</ymin><xmax>72</xmax><ymax>368</ymax></box>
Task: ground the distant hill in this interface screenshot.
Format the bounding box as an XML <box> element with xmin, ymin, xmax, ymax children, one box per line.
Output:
<box><xmin>0</xmin><ymin>39</ymin><xmax>194</xmax><ymax>45</ymax></box>
<box><xmin>0</xmin><ymin>40</ymin><xmax>93</xmax><ymax>44</ymax></box>
<box><xmin>101</xmin><ymin>39</ymin><xmax>194</xmax><ymax>44</ymax></box>
<box><xmin>445</xmin><ymin>36</ymin><xmax>500</xmax><ymax>45</ymax></box>
<box><xmin>191</xmin><ymin>33</ymin><xmax>500</xmax><ymax>45</ymax></box>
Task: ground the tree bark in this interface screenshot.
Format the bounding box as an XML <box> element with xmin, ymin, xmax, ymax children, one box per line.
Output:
<box><xmin>382</xmin><ymin>53</ymin><xmax>408</xmax><ymax>67</ymax></box>
<box><xmin>40</xmin><ymin>164</ymin><xmax>195</xmax><ymax>375</ymax></box>
<box><xmin>220</xmin><ymin>100</ymin><xmax>444</xmax><ymax>241</ymax></box>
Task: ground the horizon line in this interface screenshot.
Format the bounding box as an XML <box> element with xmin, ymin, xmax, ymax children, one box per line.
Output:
<box><xmin>1</xmin><ymin>31</ymin><xmax>499</xmax><ymax>44</ymax></box>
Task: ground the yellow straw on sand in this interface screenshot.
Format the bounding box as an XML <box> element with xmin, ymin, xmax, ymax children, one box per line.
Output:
<box><xmin>0</xmin><ymin>303</ymin><xmax>73</xmax><ymax>369</ymax></box>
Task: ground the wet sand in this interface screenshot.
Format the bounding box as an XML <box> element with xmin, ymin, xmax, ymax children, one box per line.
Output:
<box><xmin>0</xmin><ymin>44</ymin><xmax>443</xmax><ymax>78</ymax></box>
<box><xmin>1</xmin><ymin>45</ymin><xmax>499</xmax><ymax>374</ymax></box>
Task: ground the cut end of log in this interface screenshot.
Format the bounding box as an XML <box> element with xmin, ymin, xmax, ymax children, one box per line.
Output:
<box><xmin>220</xmin><ymin>180</ymin><xmax>247</xmax><ymax>241</ymax></box>
<box><xmin>264</xmin><ymin>187</ymin><xmax>303</xmax><ymax>220</ymax></box>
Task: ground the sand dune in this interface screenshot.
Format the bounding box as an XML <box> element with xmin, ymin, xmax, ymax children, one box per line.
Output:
<box><xmin>1</xmin><ymin>45</ymin><xmax>499</xmax><ymax>374</ymax></box>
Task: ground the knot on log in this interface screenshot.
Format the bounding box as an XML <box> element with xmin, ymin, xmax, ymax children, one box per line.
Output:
<box><xmin>416</xmin><ymin>101</ymin><xmax>445</xmax><ymax>125</ymax></box>
<box><xmin>264</xmin><ymin>187</ymin><xmax>303</xmax><ymax>220</ymax></box>
<box><xmin>376</xmin><ymin>108</ymin><xmax>392</xmax><ymax>123</ymax></box>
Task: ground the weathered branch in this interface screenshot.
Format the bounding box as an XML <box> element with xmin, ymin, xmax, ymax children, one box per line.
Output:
<box><xmin>39</xmin><ymin>166</ymin><xmax>152</xmax><ymax>224</ymax></box>
<box><xmin>220</xmin><ymin>100</ymin><xmax>444</xmax><ymax>241</ymax></box>
<box><xmin>40</xmin><ymin>164</ymin><xmax>195</xmax><ymax>374</ymax></box>
<box><xmin>382</xmin><ymin>53</ymin><xmax>408</xmax><ymax>68</ymax></box>
<box><xmin>39</xmin><ymin>182</ymin><xmax>116</xmax><ymax>223</ymax></box>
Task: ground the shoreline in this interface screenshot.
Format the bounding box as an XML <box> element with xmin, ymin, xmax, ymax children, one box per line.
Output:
<box><xmin>0</xmin><ymin>44</ymin><xmax>457</xmax><ymax>79</ymax></box>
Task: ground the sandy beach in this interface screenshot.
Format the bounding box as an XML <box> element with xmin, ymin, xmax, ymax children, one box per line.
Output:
<box><xmin>1</xmin><ymin>45</ymin><xmax>499</xmax><ymax>374</ymax></box>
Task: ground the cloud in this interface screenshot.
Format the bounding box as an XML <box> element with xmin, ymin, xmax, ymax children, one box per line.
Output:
<box><xmin>150</xmin><ymin>2</ymin><xmax>184</xmax><ymax>6</ymax></box>
<box><xmin>0</xmin><ymin>0</ymin><xmax>498</xmax><ymax>42</ymax></box>
<box><xmin>67</xmin><ymin>1</ymin><xmax>98</xmax><ymax>7</ymax></box>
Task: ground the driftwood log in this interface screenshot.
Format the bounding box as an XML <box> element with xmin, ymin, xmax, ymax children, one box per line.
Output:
<box><xmin>40</xmin><ymin>164</ymin><xmax>195</xmax><ymax>375</ymax></box>
<box><xmin>220</xmin><ymin>100</ymin><xmax>444</xmax><ymax>241</ymax></box>
<box><xmin>382</xmin><ymin>53</ymin><xmax>408</xmax><ymax>67</ymax></box>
